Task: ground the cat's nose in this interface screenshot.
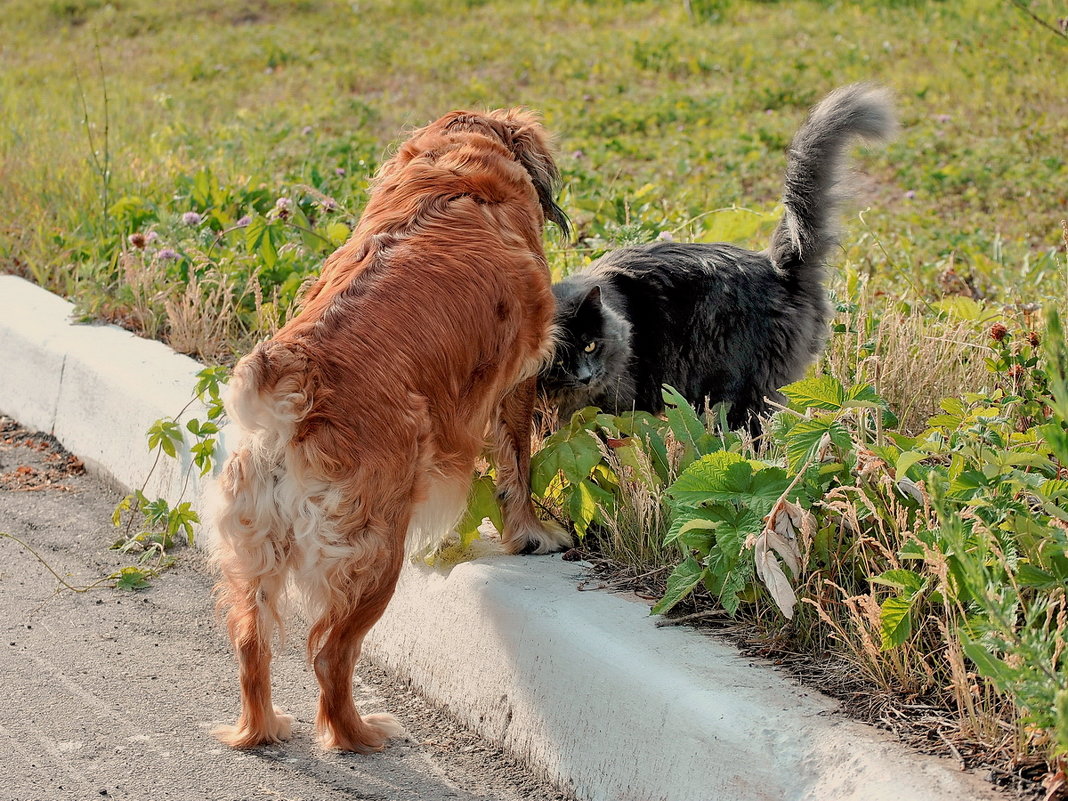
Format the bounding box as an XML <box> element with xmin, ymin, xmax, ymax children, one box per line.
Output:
<box><xmin>576</xmin><ymin>367</ymin><xmax>593</xmax><ymax>385</ymax></box>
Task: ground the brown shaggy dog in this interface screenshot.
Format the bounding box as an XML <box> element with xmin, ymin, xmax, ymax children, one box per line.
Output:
<box><xmin>210</xmin><ymin>109</ymin><xmax>572</xmax><ymax>752</ymax></box>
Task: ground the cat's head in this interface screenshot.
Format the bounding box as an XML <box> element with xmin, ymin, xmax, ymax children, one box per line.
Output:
<box><xmin>541</xmin><ymin>282</ymin><xmax>632</xmax><ymax>398</ymax></box>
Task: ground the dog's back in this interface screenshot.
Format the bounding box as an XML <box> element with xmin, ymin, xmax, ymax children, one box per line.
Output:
<box><xmin>210</xmin><ymin>109</ymin><xmax>570</xmax><ymax>753</ymax></box>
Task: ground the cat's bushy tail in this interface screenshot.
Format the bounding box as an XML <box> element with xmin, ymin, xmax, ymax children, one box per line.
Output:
<box><xmin>769</xmin><ymin>84</ymin><xmax>896</xmax><ymax>277</ymax></box>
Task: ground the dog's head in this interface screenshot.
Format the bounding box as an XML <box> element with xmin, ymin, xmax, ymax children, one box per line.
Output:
<box><xmin>406</xmin><ymin>108</ymin><xmax>569</xmax><ymax>238</ymax></box>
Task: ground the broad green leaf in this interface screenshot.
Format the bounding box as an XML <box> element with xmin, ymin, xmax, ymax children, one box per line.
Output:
<box><xmin>933</xmin><ymin>296</ymin><xmax>983</xmax><ymax>321</ymax></box>
<box><xmin>457</xmin><ymin>475</ymin><xmax>504</xmax><ymax>546</ymax></box>
<box><xmin>781</xmin><ymin>375</ymin><xmax>846</xmax><ymax>411</ymax></box>
<box><xmin>664</xmin><ymin>508</ymin><xmax>721</xmax><ymax>548</ymax></box>
<box><xmin>676</xmin><ymin>517</ymin><xmax>720</xmax><ymax>553</ymax></box>
<box><xmin>784</xmin><ymin>416</ymin><xmax>849</xmax><ymax>473</ymax></box>
<box><xmin>569</xmin><ymin>477</ymin><xmax>614</xmax><ymax>538</ymax></box>
<box><xmin>113</xmin><ymin>567</ymin><xmax>150</xmax><ymax>591</ymax></box>
<box><xmin>895</xmin><ymin>450</ymin><xmax>926</xmax><ymax>478</ymax></box>
<box><xmin>147</xmin><ymin>418</ymin><xmax>182</xmax><ymax>458</ymax></box>
<box><xmin>869</xmin><ymin>569</ymin><xmax>925</xmax><ymax>596</ymax></box>
<box><xmin>879</xmin><ymin>595</ymin><xmax>913</xmax><ymax>650</ymax></box>
<box><xmin>325</xmin><ymin>221</ymin><xmax>351</xmax><ymax>246</ymax></box>
<box><xmin>844</xmin><ymin>383</ymin><xmax>883</xmax><ymax>407</ymax></box>
<box><xmin>245</xmin><ymin>216</ymin><xmax>280</xmax><ymax>269</ymax></box>
<box><xmin>530</xmin><ymin>429</ymin><xmax>603</xmax><ymax>496</ymax></box>
<box><xmin>651</xmin><ymin>557</ymin><xmax>706</xmax><ymax>615</ymax></box>
<box><xmin>612</xmin><ymin>438</ymin><xmax>662</xmax><ymax>489</ymax></box>
<box><xmin>667</xmin><ymin>451</ymin><xmax>747</xmax><ymax>508</ymax></box>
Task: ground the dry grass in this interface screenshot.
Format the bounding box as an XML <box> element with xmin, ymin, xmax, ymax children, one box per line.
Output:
<box><xmin>825</xmin><ymin>297</ymin><xmax>992</xmax><ymax>434</ymax></box>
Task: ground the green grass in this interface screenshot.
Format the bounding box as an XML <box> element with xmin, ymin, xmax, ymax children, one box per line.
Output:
<box><xmin>2</xmin><ymin>0</ymin><xmax>1066</xmax><ymax>321</ymax></box>
<box><xmin>4</xmin><ymin>0</ymin><xmax>1068</xmax><ymax>792</ymax></box>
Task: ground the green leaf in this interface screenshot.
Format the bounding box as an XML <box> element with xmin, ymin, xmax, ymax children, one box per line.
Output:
<box><xmin>325</xmin><ymin>221</ymin><xmax>351</xmax><ymax>246</ymax></box>
<box><xmin>456</xmin><ymin>475</ymin><xmax>504</xmax><ymax>546</ymax></box>
<box><xmin>245</xmin><ymin>216</ymin><xmax>280</xmax><ymax>269</ymax></box>
<box><xmin>895</xmin><ymin>450</ymin><xmax>926</xmax><ymax>478</ymax></box>
<box><xmin>676</xmin><ymin>516</ymin><xmax>719</xmax><ymax>553</ymax></box>
<box><xmin>844</xmin><ymin>383</ymin><xmax>883</xmax><ymax>407</ymax></box>
<box><xmin>664</xmin><ymin>507</ymin><xmax>721</xmax><ymax>548</ymax></box>
<box><xmin>781</xmin><ymin>375</ymin><xmax>846</xmax><ymax>411</ymax></box>
<box><xmin>784</xmin><ymin>416</ymin><xmax>850</xmax><ymax>473</ymax></box>
<box><xmin>191</xmin><ymin>168</ymin><xmax>217</xmax><ymax>209</ymax></box>
<box><xmin>168</xmin><ymin>502</ymin><xmax>200</xmax><ymax>547</ymax></box>
<box><xmin>651</xmin><ymin>557</ymin><xmax>705</xmax><ymax>615</ymax></box>
<box><xmin>568</xmin><ymin>477</ymin><xmax>614</xmax><ymax>538</ymax></box>
<box><xmin>112</xmin><ymin>494</ymin><xmax>133</xmax><ymax>527</ymax></box>
<box><xmin>146</xmin><ymin>418</ymin><xmax>182</xmax><ymax>459</ymax></box>
<box><xmin>113</xmin><ymin>567</ymin><xmax>150</xmax><ymax>591</ymax></box>
<box><xmin>879</xmin><ymin>595</ymin><xmax>914</xmax><ymax>650</ymax></box>
<box><xmin>960</xmin><ymin>632</ymin><xmax>1015</xmax><ymax>689</ymax></box>
<box><xmin>143</xmin><ymin>497</ymin><xmax>170</xmax><ymax>525</ymax></box>
<box><xmin>668</xmin><ymin>451</ymin><xmax>748</xmax><ymax>508</ymax></box>
<box><xmin>530</xmin><ymin>429</ymin><xmax>603</xmax><ymax>496</ymax></box>
<box><xmin>191</xmin><ymin>438</ymin><xmax>217</xmax><ymax>475</ymax></box>
<box><xmin>869</xmin><ymin>569</ymin><xmax>925</xmax><ymax>596</ymax></box>
<box><xmin>194</xmin><ymin>366</ymin><xmax>230</xmax><ymax>401</ymax></box>
<box><xmin>662</xmin><ymin>384</ymin><xmax>705</xmax><ymax>454</ymax></box>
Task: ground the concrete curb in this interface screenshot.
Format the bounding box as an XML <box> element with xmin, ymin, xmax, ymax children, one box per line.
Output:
<box><xmin>0</xmin><ymin>274</ymin><xmax>1003</xmax><ymax>801</ymax></box>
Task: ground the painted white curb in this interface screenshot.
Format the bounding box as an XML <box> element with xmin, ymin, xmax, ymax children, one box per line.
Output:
<box><xmin>0</xmin><ymin>274</ymin><xmax>1003</xmax><ymax>801</ymax></box>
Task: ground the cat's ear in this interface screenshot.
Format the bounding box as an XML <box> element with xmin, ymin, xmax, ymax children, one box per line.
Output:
<box><xmin>580</xmin><ymin>285</ymin><xmax>602</xmax><ymax>312</ymax></box>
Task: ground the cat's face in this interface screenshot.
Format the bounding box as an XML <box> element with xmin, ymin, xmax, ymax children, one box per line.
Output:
<box><xmin>542</xmin><ymin>284</ymin><xmax>630</xmax><ymax>398</ymax></box>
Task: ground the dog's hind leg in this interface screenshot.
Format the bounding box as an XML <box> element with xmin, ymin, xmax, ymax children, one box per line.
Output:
<box><xmin>491</xmin><ymin>376</ymin><xmax>573</xmax><ymax>554</ymax></box>
<box><xmin>310</xmin><ymin>535</ymin><xmax>406</xmax><ymax>752</ymax></box>
<box><xmin>210</xmin><ymin>447</ymin><xmax>294</xmax><ymax>749</ymax></box>
<box><xmin>213</xmin><ymin>571</ymin><xmax>295</xmax><ymax>748</ymax></box>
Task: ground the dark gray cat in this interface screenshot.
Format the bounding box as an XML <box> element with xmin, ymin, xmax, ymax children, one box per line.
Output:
<box><xmin>540</xmin><ymin>84</ymin><xmax>896</xmax><ymax>432</ymax></box>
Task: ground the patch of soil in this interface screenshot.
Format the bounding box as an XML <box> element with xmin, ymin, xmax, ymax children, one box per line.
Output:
<box><xmin>0</xmin><ymin>417</ymin><xmax>84</xmax><ymax>491</ymax></box>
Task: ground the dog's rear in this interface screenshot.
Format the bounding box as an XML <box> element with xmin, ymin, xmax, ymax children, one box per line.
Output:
<box><xmin>210</xmin><ymin>108</ymin><xmax>571</xmax><ymax>752</ymax></box>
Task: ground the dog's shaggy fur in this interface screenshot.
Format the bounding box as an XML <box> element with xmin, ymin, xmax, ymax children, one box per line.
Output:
<box><xmin>209</xmin><ymin>109</ymin><xmax>572</xmax><ymax>752</ymax></box>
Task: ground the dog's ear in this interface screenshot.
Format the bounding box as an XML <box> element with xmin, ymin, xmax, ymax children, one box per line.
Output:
<box><xmin>490</xmin><ymin>109</ymin><xmax>570</xmax><ymax>239</ymax></box>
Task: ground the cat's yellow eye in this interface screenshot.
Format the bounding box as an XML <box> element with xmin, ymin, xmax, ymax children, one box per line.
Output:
<box><xmin>584</xmin><ymin>341</ymin><xmax>597</xmax><ymax>353</ymax></box>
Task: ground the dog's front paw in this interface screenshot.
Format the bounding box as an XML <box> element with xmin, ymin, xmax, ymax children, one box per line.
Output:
<box><xmin>319</xmin><ymin>712</ymin><xmax>404</xmax><ymax>753</ymax></box>
<box><xmin>213</xmin><ymin>705</ymin><xmax>294</xmax><ymax>749</ymax></box>
<box><xmin>504</xmin><ymin>518</ymin><xmax>573</xmax><ymax>555</ymax></box>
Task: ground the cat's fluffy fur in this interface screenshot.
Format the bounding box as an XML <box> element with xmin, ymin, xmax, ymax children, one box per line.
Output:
<box><xmin>541</xmin><ymin>84</ymin><xmax>896</xmax><ymax>431</ymax></box>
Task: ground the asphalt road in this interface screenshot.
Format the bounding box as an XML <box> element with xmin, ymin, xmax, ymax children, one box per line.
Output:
<box><xmin>0</xmin><ymin>419</ymin><xmax>572</xmax><ymax>801</ymax></box>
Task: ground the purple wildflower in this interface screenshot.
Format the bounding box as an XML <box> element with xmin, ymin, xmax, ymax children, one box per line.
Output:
<box><xmin>144</xmin><ymin>231</ymin><xmax>160</xmax><ymax>244</ymax></box>
<box><xmin>273</xmin><ymin>197</ymin><xmax>292</xmax><ymax>220</ymax></box>
<box><xmin>905</xmin><ymin>190</ymin><xmax>916</xmax><ymax>200</ymax></box>
<box><xmin>235</xmin><ymin>215</ymin><xmax>252</xmax><ymax>228</ymax></box>
<box><xmin>935</xmin><ymin>114</ymin><xmax>951</xmax><ymax>124</ymax></box>
<box><xmin>335</xmin><ymin>167</ymin><xmax>347</xmax><ymax>177</ymax></box>
<box><xmin>182</xmin><ymin>211</ymin><xmax>202</xmax><ymax>226</ymax></box>
<box><xmin>156</xmin><ymin>248</ymin><xmax>180</xmax><ymax>262</ymax></box>
<box><xmin>302</xmin><ymin>125</ymin><xmax>313</xmax><ymax>135</ymax></box>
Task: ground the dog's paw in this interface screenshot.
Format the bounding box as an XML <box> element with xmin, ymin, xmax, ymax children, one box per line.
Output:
<box><xmin>319</xmin><ymin>712</ymin><xmax>404</xmax><ymax>753</ymax></box>
<box><xmin>504</xmin><ymin>518</ymin><xmax>573</xmax><ymax>555</ymax></box>
<box><xmin>213</xmin><ymin>705</ymin><xmax>294</xmax><ymax>749</ymax></box>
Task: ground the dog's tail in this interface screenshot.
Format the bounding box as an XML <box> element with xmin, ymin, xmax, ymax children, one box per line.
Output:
<box><xmin>225</xmin><ymin>339</ymin><xmax>315</xmax><ymax>442</ymax></box>
<box><xmin>768</xmin><ymin>84</ymin><xmax>896</xmax><ymax>278</ymax></box>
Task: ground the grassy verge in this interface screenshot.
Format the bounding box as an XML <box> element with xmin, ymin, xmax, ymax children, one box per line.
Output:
<box><xmin>3</xmin><ymin>0</ymin><xmax>1067</xmax><ymax>794</ymax></box>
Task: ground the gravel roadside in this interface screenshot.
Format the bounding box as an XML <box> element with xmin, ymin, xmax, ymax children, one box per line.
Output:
<box><xmin>0</xmin><ymin>418</ymin><xmax>573</xmax><ymax>801</ymax></box>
